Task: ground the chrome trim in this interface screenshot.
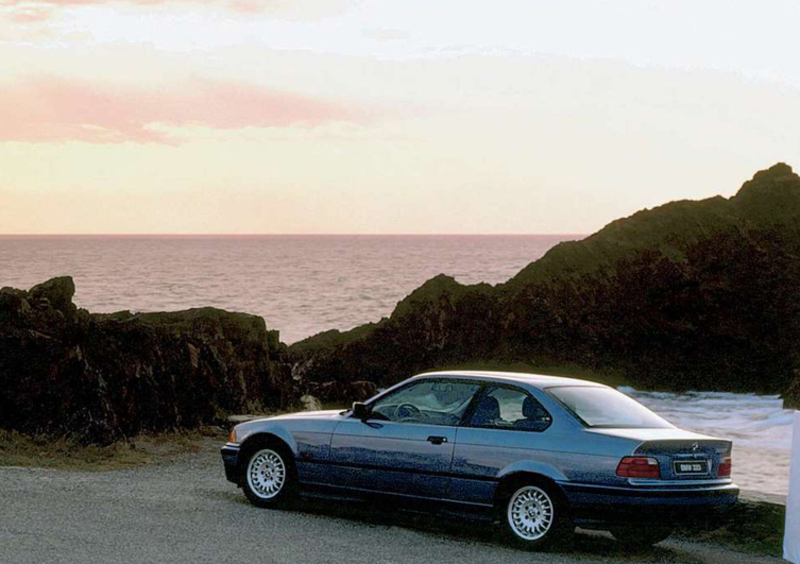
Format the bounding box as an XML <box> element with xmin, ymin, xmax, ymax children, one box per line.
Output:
<box><xmin>628</xmin><ymin>478</ymin><xmax>733</xmax><ymax>487</ymax></box>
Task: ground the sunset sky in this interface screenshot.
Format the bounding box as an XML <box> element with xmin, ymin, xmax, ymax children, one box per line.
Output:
<box><xmin>1</xmin><ymin>0</ymin><xmax>799</xmax><ymax>234</ymax></box>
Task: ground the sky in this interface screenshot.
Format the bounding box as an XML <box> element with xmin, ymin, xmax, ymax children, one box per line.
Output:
<box><xmin>1</xmin><ymin>0</ymin><xmax>799</xmax><ymax>234</ymax></box>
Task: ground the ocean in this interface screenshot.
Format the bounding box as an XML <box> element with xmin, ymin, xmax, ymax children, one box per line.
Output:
<box><xmin>0</xmin><ymin>235</ymin><xmax>574</xmax><ymax>344</ymax></box>
<box><xmin>0</xmin><ymin>234</ymin><xmax>793</xmax><ymax>495</ymax></box>
<box><xmin>622</xmin><ymin>388</ymin><xmax>792</xmax><ymax>497</ymax></box>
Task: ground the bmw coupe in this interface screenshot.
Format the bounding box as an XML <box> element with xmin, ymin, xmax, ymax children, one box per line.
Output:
<box><xmin>221</xmin><ymin>371</ymin><xmax>738</xmax><ymax>550</ymax></box>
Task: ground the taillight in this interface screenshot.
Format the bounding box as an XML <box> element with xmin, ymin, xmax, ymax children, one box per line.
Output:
<box><xmin>616</xmin><ymin>456</ymin><xmax>661</xmax><ymax>479</ymax></box>
<box><xmin>718</xmin><ymin>456</ymin><xmax>732</xmax><ymax>478</ymax></box>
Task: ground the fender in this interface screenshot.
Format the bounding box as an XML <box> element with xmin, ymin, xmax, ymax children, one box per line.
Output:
<box><xmin>236</xmin><ymin>420</ymin><xmax>299</xmax><ymax>455</ymax></box>
<box><xmin>497</xmin><ymin>459</ymin><xmax>569</xmax><ymax>483</ymax></box>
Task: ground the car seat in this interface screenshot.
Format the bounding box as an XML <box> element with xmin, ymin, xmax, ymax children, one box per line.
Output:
<box><xmin>471</xmin><ymin>395</ymin><xmax>501</xmax><ymax>427</ymax></box>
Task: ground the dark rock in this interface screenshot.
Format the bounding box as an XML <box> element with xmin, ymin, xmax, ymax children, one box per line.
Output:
<box><xmin>29</xmin><ymin>276</ymin><xmax>76</xmax><ymax>312</ymax></box>
<box><xmin>291</xmin><ymin>163</ymin><xmax>800</xmax><ymax>400</ymax></box>
<box><xmin>0</xmin><ymin>278</ymin><xmax>294</xmax><ymax>445</ymax></box>
<box><xmin>299</xmin><ymin>378</ymin><xmax>378</xmax><ymax>404</ymax></box>
<box><xmin>346</xmin><ymin>380</ymin><xmax>378</xmax><ymax>401</ymax></box>
<box><xmin>291</xmin><ymin>274</ymin><xmax>498</xmax><ymax>389</ymax></box>
<box><xmin>782</xmin><ymin>375</ymin><xmax>800</xmax><ymax>410</ymax></box>
<box><xmin>318</xmin><ymin>381</ymin><xmax>338</xmax><ymax>400</ymax></box>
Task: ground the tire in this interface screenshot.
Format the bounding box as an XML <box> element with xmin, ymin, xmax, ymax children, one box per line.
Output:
<box><xmin>241</xmin><ymin>443</ymin><xmax>297</xmax><ymax>509</ymax></box>
<box><xmin>497</xmin><ymin>481</ymin><xmax>574</xmax><ymax>551</ymax></box>
<box><xmin>611</xmin><ymin>526</ymin><xmax>673</xmax><ymax>547</ymax></box>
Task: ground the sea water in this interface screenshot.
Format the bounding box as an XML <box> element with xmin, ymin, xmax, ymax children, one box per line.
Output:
<box><xmin>0</xmin><ymin>235</ymin><xmax>572</xmax><ymax>344</ymax></box>
<box><xmin>622</xmin><ymin>387</ymin><xmax>792</xmax><ymax>496</ymax></box>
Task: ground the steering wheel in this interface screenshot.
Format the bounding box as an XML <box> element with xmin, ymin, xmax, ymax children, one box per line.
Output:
<box><xmin>393</xmin><ymin>403</ymin><xmax>421</xmax><ymax>421</ymax></box>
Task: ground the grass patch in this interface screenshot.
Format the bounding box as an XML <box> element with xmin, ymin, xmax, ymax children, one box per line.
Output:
<box><xmin>0</xmin><ymin>427</ymin><xmax>226</xmax><ymax>471</ymax></box>
<box><xmin>0</xmin><ymin>402</ymin><xmax>347</xmax><ymax>472</ymax></box>
<box><xmin>676</xmin><ymin>499</ymin><xmax>786</xmax><ymax>557</ymax></box>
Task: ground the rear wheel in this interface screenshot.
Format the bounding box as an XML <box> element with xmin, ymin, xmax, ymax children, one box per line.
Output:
<box><xmin>611</xmin><ymin>526</ymin><xmax>673</xmax><ymax>547</ymax></box>
<box><xmin>498</xmin><ymin>481</ymin><xmax>573</xmax><ymax>550</ymax></box>
<box><xmin>241</xmin><ymin>444</ymin><xmax>296</xmax><ymax>508</ymax></box>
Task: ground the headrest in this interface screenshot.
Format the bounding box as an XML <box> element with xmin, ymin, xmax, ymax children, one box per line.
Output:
<box><xmin>473</xmin><ymin>395</ymin><xmax>501</xmax><ymax>421</ymax></box>
<box><xmin>522</xmin><ymin>396</ymin><xmax>547</xmax><ymax>420</ymax></box>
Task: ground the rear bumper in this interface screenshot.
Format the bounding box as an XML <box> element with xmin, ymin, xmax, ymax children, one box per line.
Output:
<box><xmin>220</xmin><ymin>443</ymin><xmax>242</xmax><ymax>485</ymax></box>
<box><xmin>560</xmin><ymin>482</ymin><xmax>739</xmax><ymax>526</ymax></box>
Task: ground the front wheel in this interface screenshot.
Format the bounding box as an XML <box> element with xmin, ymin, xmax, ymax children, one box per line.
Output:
<box><xmin>242</xmin><ymin>446</ymin><xmax>296</xmax><ymax>508</ymax></box>
<box><xmin>499</xmin><ymin>483</ymin><xmax>573</xmax><ymax>550</ymax></box>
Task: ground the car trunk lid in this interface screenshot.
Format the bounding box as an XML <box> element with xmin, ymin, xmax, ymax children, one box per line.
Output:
<box><xmin>588</xmin><ymin>428</ymin><xmax>732</xmax><ymax>480</ymax></box>
<box><xmin>634</xmin><ymin>438</ymin><xmax>731</xmax><ymax>480</ymax></box>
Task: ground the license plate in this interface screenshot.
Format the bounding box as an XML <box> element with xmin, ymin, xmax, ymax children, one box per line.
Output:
<box><xmin>673</xmin><ymin>460</ymin><xmax>709</xmax><ymax>475</ymax></box>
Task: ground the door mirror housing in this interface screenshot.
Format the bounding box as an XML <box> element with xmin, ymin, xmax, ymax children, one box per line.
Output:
<box><xmin>352</xmin><ymin>402</ymin><xmax>370</xmax><ymax>420</ymax></box>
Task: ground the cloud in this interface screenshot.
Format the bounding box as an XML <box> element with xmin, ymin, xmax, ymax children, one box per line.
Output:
<box><xmin>0</xmin><ymin>0</ymin><xmax>359</xmax><ymax>23</ymax></box>
<box><xmin>3</xmin><ymin>4</ymin><xmax>56</xmax><ymax>22</ymax></box>
<box><xmin>0</xmin><ymin>77</ymin><xmax>362</xmax><ymax>144</ymax></box>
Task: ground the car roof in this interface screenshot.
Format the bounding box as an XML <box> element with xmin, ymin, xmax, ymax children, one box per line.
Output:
<box><xmin>412</xmin><ymin>370</ymin><xmax>610</xmax><ymax>390</ymax></box>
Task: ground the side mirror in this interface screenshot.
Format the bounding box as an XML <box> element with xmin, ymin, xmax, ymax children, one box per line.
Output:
<box><xmin>352</xmin><ymin>402</ymin><xmax>370</xmax><ymax>420</ymax></box>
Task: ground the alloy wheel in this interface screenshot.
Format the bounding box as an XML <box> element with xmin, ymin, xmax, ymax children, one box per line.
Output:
<box><xmin>246</xmin><ymin>448</ymin><xmax>287</xmax><ymax>500</ymax></box>
<box><xmin>506</xmin><ymin>485</ymin><xmax>555</xmax><ymax>541</ymax></box>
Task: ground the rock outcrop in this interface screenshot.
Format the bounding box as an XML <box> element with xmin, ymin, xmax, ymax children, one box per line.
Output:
<box><xmin>291</xmin><ymin>163</ymin><xmax>800</xmax><ymax>400</ymax></box>
<box><xmin>783</xmin><ymin>375</ymin><xmax>800</xmax><ymax>410</ymax></box>
<box><xmin>0</xmin><ymin>277</ymin><xmax>293</xmax><ymax>445</ymax></box>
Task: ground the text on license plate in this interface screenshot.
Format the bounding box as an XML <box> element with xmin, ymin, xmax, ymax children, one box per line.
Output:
<box><xmin>674</xmin><ymin>460</ymin><xmax>709</xmax><ymax>474</ymax></box>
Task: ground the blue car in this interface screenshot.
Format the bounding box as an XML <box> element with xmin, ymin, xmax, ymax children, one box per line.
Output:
<box><xmin>221</xmin><ymin>371</ymin><xmax>738</xmax><ymax>550</ymax></box>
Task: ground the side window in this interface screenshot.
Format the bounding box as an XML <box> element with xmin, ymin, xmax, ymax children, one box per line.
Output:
<box><xmin>370</xmin><ymin>380</ymin><xmax>481</xmax><ymax>427</ymax></box>
<box><xmin>468</xmin><ymin>387</ymin><xmax>552</xmax><ymax>432</ymax></box>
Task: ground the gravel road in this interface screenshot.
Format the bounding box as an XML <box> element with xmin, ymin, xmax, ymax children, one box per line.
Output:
<box><xmin>0</xmin><ymin>438</ymin><xmax>785</xmax><ymax>564</ymax></box>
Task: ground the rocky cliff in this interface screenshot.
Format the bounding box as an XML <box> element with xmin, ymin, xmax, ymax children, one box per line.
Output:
<box><xmin>291</xmin><ymin>163</ymin><xmax>800</xmax><ymax>404</ymax></box>
<box><xmin>0</xmin><ymin>277</ymin><xmax>293</xmax><ymax>444</ymax></box>
<box><xmin>783</xmin><ymin>378</ymin><xmax>800</xmax><ymax>410</ymax></box>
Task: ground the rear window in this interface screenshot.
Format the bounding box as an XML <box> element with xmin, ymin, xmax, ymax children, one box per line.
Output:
<box><xmin>547</xmin><ymin>386</ymin><xmax>672</xmax><ymax>429</ymax></box>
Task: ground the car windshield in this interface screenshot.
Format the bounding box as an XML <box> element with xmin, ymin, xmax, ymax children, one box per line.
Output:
<box><xmin>547</xmin><ymin>386</ymin><xmax>673</xmax><ymax>428</ymax></box>
<box><xmin>370</xmin><ymin>381</ymin><xmax>480</xmax><ymax>426</ymax></box>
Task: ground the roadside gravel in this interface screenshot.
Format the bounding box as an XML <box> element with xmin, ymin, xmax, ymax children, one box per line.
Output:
<box><xmin>0</xmin><ymin>438</ymin><xmax>785</xmax><ymax>564</ymax></box>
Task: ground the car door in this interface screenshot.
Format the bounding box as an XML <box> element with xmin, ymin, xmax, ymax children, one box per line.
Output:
<box><xmin>327</xmin><ymin>379</ymin><xmax>482</xmax><ymax>499</ymax></box>
<box><xmin>449</xmin><ymin>385</ymin><xmax>553</xmax><ymax>506</ymax></box>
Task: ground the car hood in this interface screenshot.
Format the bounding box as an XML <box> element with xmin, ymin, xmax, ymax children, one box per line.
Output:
<box><xmin>586</xmin><ymin>427</ymin><xmax>723</xmax><ymax>443</ymax></box>
<box><xmin>261</xmin><ymin>409</ymin><xmax>344</xmax><ymax>421</ymax></box>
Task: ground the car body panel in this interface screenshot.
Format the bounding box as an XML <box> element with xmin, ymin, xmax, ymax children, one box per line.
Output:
<box><xmin>221</xmin><ymin>371</ymin><xmax>739</xmax><ymax>526</ymax></box>
<box><xmin>586</xmin><ymin>427</ymin><xmax>716</xmax><ymax>442</ymax></box>
<box><xmin>235</xmin><ymin>410</ymin><xmax>344</xmax><ymax>458</ymax></box>
<box><xmin>326</xmin><ymin>419</ymin><xmax>456</xmax><ymax>497</ymax></box>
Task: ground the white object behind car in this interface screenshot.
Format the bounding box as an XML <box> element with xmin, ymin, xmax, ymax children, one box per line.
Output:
<box><xmin>784</xmin><ymin>411</ymin><xmax>800</xmax><ymax>563</ymax></box>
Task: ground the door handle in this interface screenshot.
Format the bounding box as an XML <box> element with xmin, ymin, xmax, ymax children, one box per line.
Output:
<box><xmin>427</xmin><ymin>436</ymin><xmax>448</xmax><ymax>445</ymax></box>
